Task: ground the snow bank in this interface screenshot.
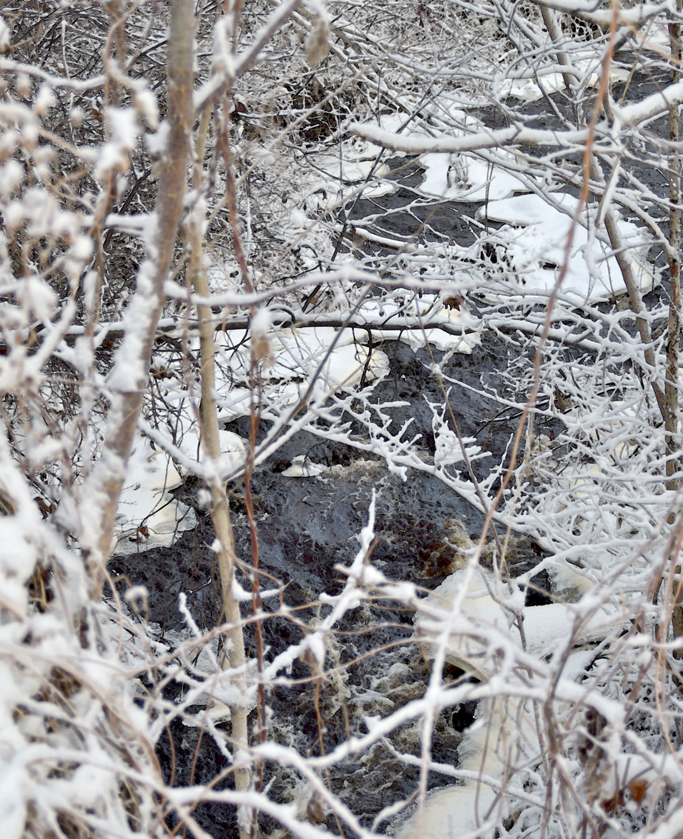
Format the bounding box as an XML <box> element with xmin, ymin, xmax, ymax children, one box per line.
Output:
<box><xmin>112</xmin><ymin>428</ymin><xmax>247</xmax><ymax>555</ymax></box>
<box><xmin>112</xmin><ymin>435</ymin><xmax>195</xmax><ymax>554</ymax></box>
<box><xmin>404</xmin><ymin>563</ymin><xmax>623</xmax><ymax>839</ymax></box>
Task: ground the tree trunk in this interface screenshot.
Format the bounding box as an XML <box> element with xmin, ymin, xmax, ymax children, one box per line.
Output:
<box><xmin>666</xmin><ymin>6</ymin><xmax>682</xmax><ymax>491</ymax></box>
<box><xmin>80</xmin><ymin>0</ymin><xmax>194</xmax><ymax>596</ymax></box>
<box><xmin>189</xmin><ymin>104</ymin><xmax>253</xmax><ymax>838</ymax></box>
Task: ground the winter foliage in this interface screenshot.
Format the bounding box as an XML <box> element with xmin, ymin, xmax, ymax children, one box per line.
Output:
<box><xmin>2</xmin><ymin>1</ymin><xmax>683</xmax><ymax>838</ymax></box>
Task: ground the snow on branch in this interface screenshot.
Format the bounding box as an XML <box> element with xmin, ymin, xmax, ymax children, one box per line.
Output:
<box><xmin>530</xmin><ymin>0</ymin><xmax>672</xmax><ymax>26</ymax></box>
<box><xmin>614</xmin><ymin>79</ymin><xmax>683</xmax><ymax>126</ymax></box>
<box><xmin>351</xmin><ymin>122</ymin><xmax>590</xmax><ymax>154</ymax></box>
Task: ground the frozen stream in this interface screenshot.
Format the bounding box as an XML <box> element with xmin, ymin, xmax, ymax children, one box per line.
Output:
<box><xmin>108</xmin><ymin>63</ymin><xmax>675</xmax><ymax>838</ymax></box>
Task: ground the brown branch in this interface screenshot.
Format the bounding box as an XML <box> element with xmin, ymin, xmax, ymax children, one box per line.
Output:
<box><xmin>80</xmin><ymin>0</ymin><xmax>194</xmax><ymax>596</ymax></box>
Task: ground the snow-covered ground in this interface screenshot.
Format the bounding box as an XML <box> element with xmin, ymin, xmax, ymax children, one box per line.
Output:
<box><xmin>351</xmin><ymin>99</ymin><xmax>654</xmax><ymax>304</ymax></box>
<box><xmin>419</xmin><ymin>152</ymin><xmax>526</xmax><ymax>204</ymax></box>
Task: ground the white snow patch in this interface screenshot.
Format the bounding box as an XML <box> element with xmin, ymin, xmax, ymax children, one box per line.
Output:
<box><xmin>176</xmin><ymin>427</ymin><xmax>248</xmax><ymax>477</ymax></box>
<box><xmin>399</xmin><ymin>781</ymin><xmax>498</xmax><ymax>839</ymax></box>
<box><xmin>112</xmin><ymin>434</ymin><xmax>195</xmax><ymax>555</ymax></box>
<box><xmin>281</xmin><ymin>455</ymin><xmax>328</xmax><ymax>478</ymax></box>
<box><xmin>0</xmin><ymin>518</ymin><xmax>36</xmax><ymax>613</ymax></box>
<box><xmin>320</xmin><ymin>155</ymin><xmax>390</xmax><ymax>184</ymax></box>
<box><xmin>417</xmin><ymin>566</ymin><xmax>611</xmax><ymax>673</ymax></box>
<box><xmin>0</xmin><ymin>160</ymin><xmax>22</xmax><ymax>197</ymax></box>
<box><xmin>95</xmin><ymin>107</ymin><xmax>138</xmax><ymax>179</ymax></box>
<box><xmin>0</xmin><ymin>749</ymin><xmax>26</xmax><ymax>839</ymax></box>
<box><xmin>358</xmin><ymin>296</ymin><xmax>480</xmax><ymax>354</ymax></box>
<box><xmin>405</xmin><ymin>561</ymin><xmax>620</xmax><ymax>839</ymax></box>
<box><xmin>248</xmin><ymin>144</ymin><xmax>276</xmax><ymax>167</ymax></box>
<box><xmin>499</xmin><ymin>60</ymin><xmax>629</xmax><ymax>102</ymax></box>
<box><xmin>216</xmin><ymin>325</ymin><xmax>390</xmax><ymax>399</ymax></box>
<box><xmin>289</xmin><ymin>209</ymin><xmax>308</xmax><ymax>229</ymax></box>
<box><xmin>420</xmin><ymin>152</ymin><xmax>525</xmax><ymax>202</ymax></box>
<box><xmin>478</xmin><ymin>193</ymin><xmax>652</xmax><ymax>301</ymax></box>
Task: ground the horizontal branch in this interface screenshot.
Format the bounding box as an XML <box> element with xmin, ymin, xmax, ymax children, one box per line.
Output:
<box><xmin>350</xmin><ymin>122</ymin><xmax>590</xmax><ymax>154</ymax></box>
<box><xmin>614</xmin><ymin>79</ymin><xmax>683</xmax><ymax>125</ymax></box>
<box><xmin>530</xmin><ymin>0</ymin><xmax>672</xmax><ymax>26</ymax></box>
<box><xmin>0</xmin><ymin>57</ymin><xmax>106</xmax><ymax>90</ymax></box>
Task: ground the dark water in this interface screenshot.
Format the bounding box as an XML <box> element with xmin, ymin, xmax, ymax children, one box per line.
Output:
<box><xmin>346</xmin><ymin>156</ymin><xmax>484</xmax><ymax>251</ymax></box>
<box><xmin>111</xmin><ymin>334</ymin><xmax>551</xmax><ymax>835</ymax></box>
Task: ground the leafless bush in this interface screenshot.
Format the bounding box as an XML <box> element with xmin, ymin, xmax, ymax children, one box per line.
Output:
<box><xmin>3</xmin><ymin>1</ymin><xmax>683</xmax><ymax>838</ymax></box>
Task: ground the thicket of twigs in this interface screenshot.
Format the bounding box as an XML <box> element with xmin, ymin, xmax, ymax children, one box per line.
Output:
<box><xmin>3</xmin><ymin>1</ymin><xmax>683</xmax><ymax>838</ymax></box>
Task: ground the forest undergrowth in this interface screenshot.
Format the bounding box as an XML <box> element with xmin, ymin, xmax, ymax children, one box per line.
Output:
<box><xmin>1</xmin><ymin>2</ymin><xmax>683</xmax><ymax>839</ymax></box>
